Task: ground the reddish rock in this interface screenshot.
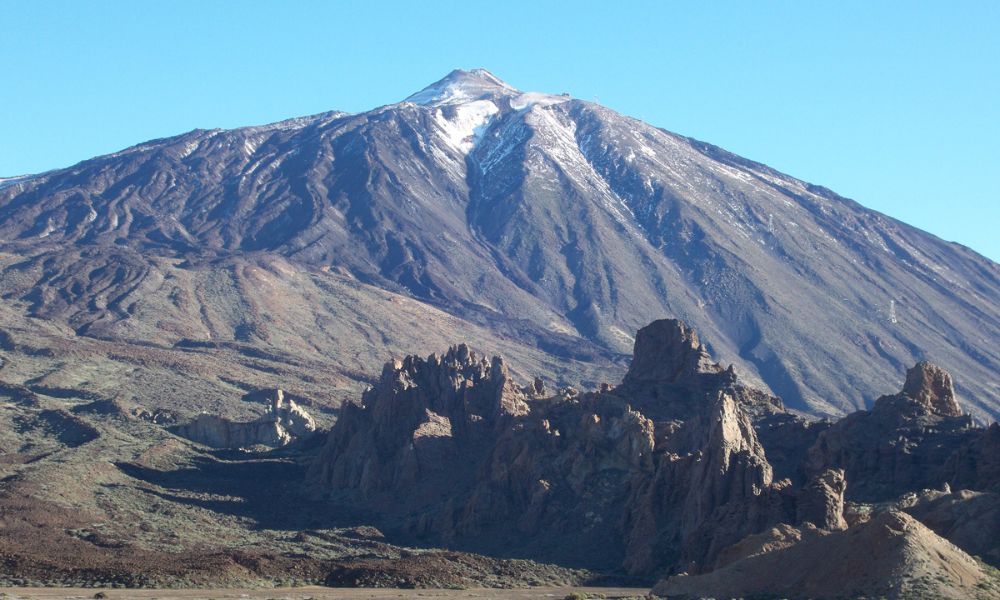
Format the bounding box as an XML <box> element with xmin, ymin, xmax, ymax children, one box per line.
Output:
<box><xmin>903</xmin><ymin>361</ymin><xmax>962</xmax><ymax>417</ymax></box>
<box><xmin>622</xmin><ymin>319</ymin><xmax>722</xmax><ymax>385</ymax></box>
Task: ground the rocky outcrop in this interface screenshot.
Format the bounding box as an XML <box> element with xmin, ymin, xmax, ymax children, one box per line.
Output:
<box><xmin>616</xmin><ymin>320</ymin><xmax>783</xmax><ymax>421</ymax></box>
<box><xmin>622</xmin><ymin>319</ymin><xmax>722</xmax><ymax>386</ymax></box>
<box><xmin>311</xmin><ymin>319</ymin><xmax>842</xmax><ymax>576</ymax></box>
<box><xmin>653</xmin><ymin>511</ymin><xmax>1000</xmax><ymax>600</ymax></box>
<box><xmin>664</xmin><ymin>392</ymin><xmax>788</xmax><ymax>572</ymax></box>
<box><xmin>309</xmin><ymin>321</ymin><xmax>999</xmax><ymax>585</ymax></box>
<box><xmin>903</xmin><ymin>361</ymin><xmax>962</xmax><ymax>417</ymax></box>
<box><xmin>796</xmin><ymin>469</ymin><xmax>847</xmax><ymax>531</ymax></box>
<box><xmin>805</xmin><ymin>362</ymin><xmax>980</xmax><ymax>502</ymax></box>
<box><xmin>309</xmin><ymin>345</ymin><xmax>528</xmax><ymax>501</ymax></box>
<box><xmin>173</xmin><ymin>389</ymin><xmax>315</xmax><ymax>448</ymax></box>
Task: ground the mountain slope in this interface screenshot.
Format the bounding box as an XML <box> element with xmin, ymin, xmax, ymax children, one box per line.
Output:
<box><xmin>1</xmin><ymin>68</ymin><xmax>997</xmax><ymax>417</ymax></box>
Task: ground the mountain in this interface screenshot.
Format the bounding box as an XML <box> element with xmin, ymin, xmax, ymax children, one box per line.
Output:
<box><xmin>0</xmin><ymin>68</ymin><xmax>998</xmax><ymax>419</ymax></box>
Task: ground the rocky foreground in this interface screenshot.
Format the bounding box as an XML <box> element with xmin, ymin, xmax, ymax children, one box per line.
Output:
<box><xmin>1</xmin><ymin>318</ymin><xmax>999</xmax><ymax>598</ymax></box>
<box><xmin>309</xmin><ymin>319</ymin><xmax>1000</xmax><ymax>598</ymax></box>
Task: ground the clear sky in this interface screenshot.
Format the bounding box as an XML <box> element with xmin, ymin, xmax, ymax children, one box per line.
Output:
<box><xmin>2</xmin><ymin>1</ymin><xmax>998</xmax><ymax>261</ymax></box>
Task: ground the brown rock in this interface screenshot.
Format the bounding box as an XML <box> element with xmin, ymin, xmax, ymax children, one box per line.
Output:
<box><xmin>654</xmin><ymin>511</ymin><xmax>1000</xmax><ymax>600</ymax></box>
<box><xmin>309</xmin><ymin>344</ymin><xmax>528</xmax><ymax>500</ymax></box>
<box><xmin>312</xmin><ymin>319</ymin><xmax>795</xmax><ymax>575</ymax></box>
<box><xmin>903</xmin><ymin>361</ymin><xmax>962</xmax><ymax>417</ymax></box>
<box><xmin>796</xmin><ymin>468</ymin><xmax>847</xmax><ymax>530</ymax></box>
<box><xmin>308</xmin><ymin>322</ymin><xmax>1000</xmax><ymax>581</ymax></box>
<box><xmin>622</xmin><ymin>391</ymin><xmax>792</xmax><ymax>574</ymax></box>
<box><xmin>805</xmin><ymin>362</ymin><xmax>978</xmax><ymax>502</ymax></box>
<box><xmin>622</xmin><ymin>319</ymin><xmax>721</xmax><ymax>385</ymax></box>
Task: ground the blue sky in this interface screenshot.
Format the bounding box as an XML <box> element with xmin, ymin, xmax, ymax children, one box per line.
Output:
<box><xmin>2</xmin><ymin>1</ymin><xmax>998</xmax><ymax>260</ymax></box>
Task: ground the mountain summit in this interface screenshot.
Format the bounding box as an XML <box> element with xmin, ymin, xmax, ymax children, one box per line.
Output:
<box><xmin>405</xmin><ymin>68</ymin><xmax>519</xmax><ymax>105</ymax></box>
<box><xmin>0</xmin><ymin>69</ymin><xmax>997</xmax><ymax>418</ymax></box>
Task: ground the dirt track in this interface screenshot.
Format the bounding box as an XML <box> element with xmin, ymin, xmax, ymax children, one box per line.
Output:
<box><xmin>0</xmin><ymin>586</ymin><xmax>651</xmax><ymax>599</ymax></box>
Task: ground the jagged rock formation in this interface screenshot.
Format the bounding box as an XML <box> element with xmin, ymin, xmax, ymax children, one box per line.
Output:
<box><xmin>653</xmin><ymin>511</ymin><xmax>1000</xmax><ymax>600</ymax></box>
<box><xmin>310</xmin><ymin>317</ymin><xmax>1000</xmax><ymax>599</ymax></box>
<box><xmin>311</xmin><ymin>345</ymin><xmax>527</xmax><ymax>500</ymax></box>
<box><xmin>173</xmin><ymin>389</ymin><xmax>315</xmax><ymax>448</ymax></box>
<box><xmin>616</xmin><ymin>319</ymin><xmax>782</xmax><ymax>421</ymax></box>
<box><xmin>646</xmin><ymin>352</ymin><xmax>1000</xmax><ymax>596</ymax></box>
<box><xmin>311</xmin><ymin>319</ymin><xmax>841</xmax><ymax>575</ymax></box>
<box><xmin>621</xmin><ymin>318</ymin><xmax>723</xmax><ymax>386</ymax></box>
<box><xmin>795</xmin><ymin>468</ymin><xmax>848</xmax><ymax>531</ymax></box>
<box><xmin>805</xmin><ymin>362</ymin><xmax>990</xmax><ymax>502</ymax></box>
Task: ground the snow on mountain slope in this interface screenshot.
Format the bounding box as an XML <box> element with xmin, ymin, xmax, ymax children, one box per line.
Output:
<box><xmin>0</xmin><ymin>69</ymin><xmax>997</xmax><ymax>419</ymax></box>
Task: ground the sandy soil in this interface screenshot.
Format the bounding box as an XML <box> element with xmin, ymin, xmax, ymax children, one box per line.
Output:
<box><xmin>0</xmin><ymin>587</ymin><xmax>651</xmax><ymax>600</ymax></box>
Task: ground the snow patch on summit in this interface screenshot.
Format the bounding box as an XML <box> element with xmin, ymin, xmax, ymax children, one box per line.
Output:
<box><xmin>433</xmin><ymin>100</ymin><xmax>500</xmax><ymax>154</ymax></box>
<box><xmin>406</xmin><ymin>69</ymin><xmax>515</xmax><ymax>106</ymax></box>
<box><xmin>510</xmin><ymin>92</ymin><xmax>570</xmax><ymax>110</ymax></box>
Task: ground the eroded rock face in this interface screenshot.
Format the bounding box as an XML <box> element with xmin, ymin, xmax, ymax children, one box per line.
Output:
<box><xmin>617</xmin><ymin>319</ymin><xmax>783</xmax><ymax>422</ymax></box>
<box><xmin>310</xmin><ymin>322</ymin><xmax>999</xmax><ymax>582</ymax></box>
<box><xmin>805</xmin><ymin>363</ymin><xmax>982</xmax><ymax>502</ymax></box>
<box><xmin>268</xmin><ymin>389</ymin><xmax>317</xmax><ymax>438</ymax></box>
<box><xmin>311</xmin><ymin>319</ymin><xmax>839</xmax><ymax>575</ymax></box>
<box><xmin>623</xmin><ymin>319</ymin><xmax>722</xmax><ymax>385</ymax></box>
<box><xmin>309</xmin><ymin>344</ymin><xmax>528</xmax><ymax>501</ymax></box>
<box><xmin>625</xmin><ymin>390</ymin><xmax>793</xmax><ymax>575</ymax></box>
<box><xmin>903</xmin><ymin>361</ymin><xmax>962</xmax><ymax>417</ymax></box>
<box><xmin>173</xmin><ymin>389</ymin><xmax>316</xmax><ymax>448</ymax></box>
<box><xmin>797</xmin><ymin>469</ymin><xmax>847</xmax><ymax>531</ymax></box>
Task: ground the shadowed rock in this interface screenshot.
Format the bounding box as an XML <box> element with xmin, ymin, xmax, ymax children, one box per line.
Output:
<box><xmin>797</xmin><ymin>469</ymin><xmax>847</xmax><ymax>531</ymax></box>
<box><xmin>310</xmin><ymin>319</ymin><xmax>837</xmax><ymax>575</ymax></box>
<box><xmin>805</xmin><ymin>363</ymin><xmax>982</xmax><ymax>502</ymax></box>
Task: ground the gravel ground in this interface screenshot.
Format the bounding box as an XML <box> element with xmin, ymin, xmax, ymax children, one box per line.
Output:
<box><xmin>0</xmin><ymin>586</ymin><xmax>651</xmax><ymax>600</ymax></box>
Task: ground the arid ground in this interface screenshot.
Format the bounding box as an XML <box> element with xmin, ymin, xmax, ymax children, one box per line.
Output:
<box><xmin>0</xmin><ymin>586</ymin><xmax>651</xmax><ymax>600</ymax></box>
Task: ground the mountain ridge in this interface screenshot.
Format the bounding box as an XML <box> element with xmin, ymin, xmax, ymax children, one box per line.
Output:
<box><xmin>0</xmin><ymin>69</ymin><xmax>997</xmax><ymax>419</ymax></box>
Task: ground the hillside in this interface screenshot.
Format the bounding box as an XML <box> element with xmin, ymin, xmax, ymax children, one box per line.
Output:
<box><xmin>1</xmin><ymin>69</ymin><xmax>997</xmax><ymax>419</ymax></box>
